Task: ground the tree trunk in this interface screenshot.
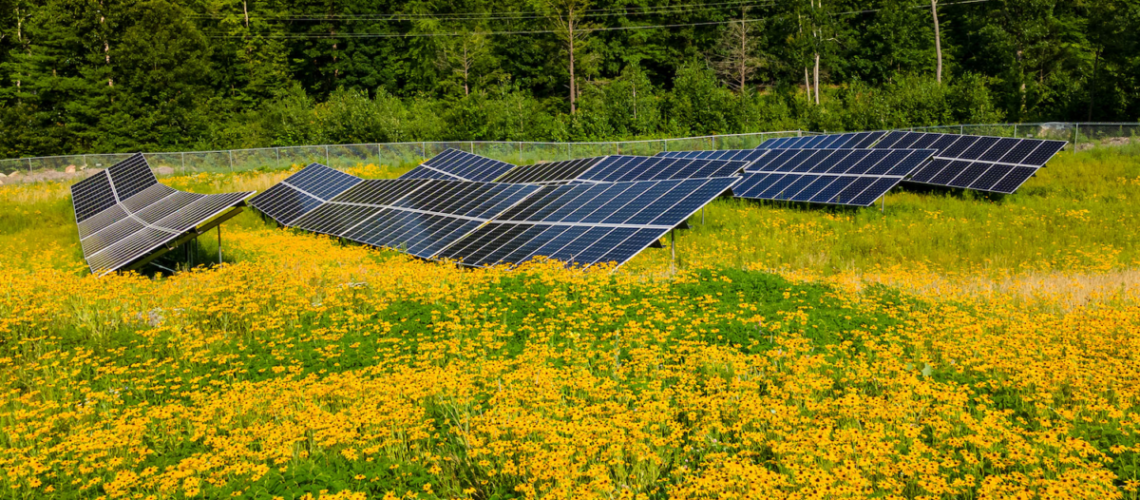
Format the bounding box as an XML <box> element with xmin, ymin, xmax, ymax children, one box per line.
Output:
<box><xmin>568</xmin><ymin>11</ymin><xmax>576</xmax><ymax>115</ymax></box>
<box><xmin>931</xmin><ymin>0</ymin><xmax>942</xmax><ymax>83</ymax></box>
<box><xmin>463</xmin><ymin>44</ymin><xmax>470</xmax><ymax>96</ymax></box>
<box><xmin>243</xmin><ymin>0</ymin><xmax>250</xmax><ymax>29</ymax></box>
<box><xmin>813</xmin><ymin>52</ymin><xmax>820</xmax><ymax>105</ymax></box>
<box><xmin>804</xmin><ymin>67</ymin><xmax>811</xmax><ymax>104</ymax></box>
<box><xmin>1087</xmin><ymin>47</ymin><xmax>1100</xmax><ymax>121</ymax></box>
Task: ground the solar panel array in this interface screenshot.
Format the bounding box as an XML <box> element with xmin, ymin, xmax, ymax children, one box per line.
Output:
<box><xmin>71</xmin><ymin>153</ymin><xmax>253</xmax><ymax>275</ymax></box>
<box><xmin>438</xmin><ymin>177</ymin><xmax>738</xmax><ymax>268</ymax></box>
<box><xmin>734</xmin><ymin>149</ymin><xmax>935</xmax><ymax>206</ymax></box>
<box><xmin>248</xmin><ymin>164</ymin><xmax>362</xmax><ymax>225</ymax></box>
<box><xmin>290</xmin><ymin>179</ymin><xmax>540</xmax><ymax>259</ymax></box>
<box><xmin>872</xmin><ymin>131</ymin><xmax>1067</xmax><ymax>193</ymax></box>
<box><xmin>400</xmin><ymin>149</ymin><xmax>519</xmax><ymax>183</ymax></box>
<box><xmin>756</xmin><ymin>131</ymin><xmax>1066</xmax><ymax>194</ymax></box>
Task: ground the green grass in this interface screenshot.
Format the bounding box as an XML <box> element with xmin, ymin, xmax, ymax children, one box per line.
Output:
<box><xmin>1</xmin><ymin>144</ymin><xmax>1137</xmax><ymax>277</ymax></box>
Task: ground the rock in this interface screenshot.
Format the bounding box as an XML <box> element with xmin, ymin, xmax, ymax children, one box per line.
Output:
<box><xmin>7</xmin><ymin>171</ymin><xmax>19</xmax><ymax>178</ymax></box>
<box><xmin>0</xmin><ymin>172</ymin><xmax>6</xmax><ymax>178</ymax></box>
<box><xmin>156</xmin><ymin>166</ymin><xmax>175</xmax><ymax>176</ymax></box>
<box><xmin>65</xmin><ymin>165</ymin><xmax>76</xmax><ymax>173</ymax></box>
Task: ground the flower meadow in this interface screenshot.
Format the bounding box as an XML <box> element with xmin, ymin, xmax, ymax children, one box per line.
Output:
<box><xmin>0</xmin><ymin>146</ymin><xmax>1138</xmax><ymax>499</ymax></box>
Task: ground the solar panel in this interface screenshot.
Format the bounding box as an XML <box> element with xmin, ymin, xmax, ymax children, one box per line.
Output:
<box><xmin>289</xmin><ymin>179</ymin><xmax>540</xmax><ymax>259</ymax></box>
<box><xmin>655</xmin><ymin>149</ymin><xmax>770</xmax><ymax>162</ymax></box>
<box><xmin>494</xmin><ymin>158</ymin><xmax>604</xmax><ymax>184</ymax></box>
<box><xmin>492</xmin><ymin>155</ymin><xmax>745</xmax><ymax>184</ymax></box>
<box><xmin>872</xmin><ymin>132</ymin><xmax>1067</xmax><ymax>193</ymax></box>
<box><xmin>757</xmin><ymin>132</ymin><xmax>886</xmax><ymax>150</ymax></box>
<box><xmin>248</xmin><ymin>164</ymin><xmax>362</xmax><ymax>225</ymax></box>
<box><xmin>438</xmin><ymin>177</ymin><xmax>738</xmax><ymax>269</ymax></box>
<box><xmin>733</xmin><ymin>149</ymin><xmax>935</xmax><ymax>206</ymax></box>
<box><xmin>399</xmin><ymin>149</ymin><xmax>519</xmax><ymax>183</ymax></box>
<box><xmin>70</xmin><ymin>153</ymin><xmax>253</xmax><ymax>275</ymax></box>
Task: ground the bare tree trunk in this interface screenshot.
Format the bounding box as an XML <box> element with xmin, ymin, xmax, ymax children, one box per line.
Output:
<box><xmin>813</xmin><ymin>52</ymin><xmax>820</xmax><ymax>105</ymax></box>
<box><xmin>243</xmin><ymin>0</ymin><xmax>250</xmax><ymax>29</ymax></box>
<box><xmin>568</xmin><ymin>10</ymin><xmax>576</xmax><ymax>115</ymax></box>
<box><xmin>931</xmin><ymin>0</ymin><xmax>942</xmax><ymax>83</ymax></box>
<box><xmin>805</xmin><ymin>67</ymin><xmax>812</xmax><ymax>103</ymax></box>
<box><xmin>1087</xmin><ymin>47</ymin><xmax>1100</xmax><ymax>121</ymax></box>
<box><xmin>101</xmin><ymin>7</ymin><xmax>113</xmax><ymax>88</ymax></box>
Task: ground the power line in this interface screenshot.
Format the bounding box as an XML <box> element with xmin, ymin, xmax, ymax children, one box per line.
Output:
<box><xmin>206</xmin><ymin>0</ymin><xmax>996</xmax><ymax>40</ymax></box>
<box><xmin>192</xmin><ymin>0</ymin><xmax>771</xmax><ymax>22</ymax></box>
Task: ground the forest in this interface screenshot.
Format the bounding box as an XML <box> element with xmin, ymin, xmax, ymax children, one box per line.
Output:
<box><xmin>0</xmin><ymin>0</ymin><xmax>1136</xmax><ymax>157</ymax></box>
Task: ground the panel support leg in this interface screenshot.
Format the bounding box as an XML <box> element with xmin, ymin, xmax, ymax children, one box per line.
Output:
<box><xmin>218</xmin><ymin>225</ymin><xmax>223</xmax><ymax>265</ymax></box>
<box><xmin>670</xmin><ymin>229</ymin><xmax>676</xmax><ymax>275</ymax></box>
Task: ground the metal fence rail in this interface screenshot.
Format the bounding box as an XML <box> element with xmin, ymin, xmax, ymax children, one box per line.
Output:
<box><xmin>0</xmin><ymin>122</ymin><xmax>1137</xmax><ymax>181</ymax></box>
<box><xmin>0</xmin><ymin>131</ymin><xmax>806</xmax><ymax>178</ymax></box>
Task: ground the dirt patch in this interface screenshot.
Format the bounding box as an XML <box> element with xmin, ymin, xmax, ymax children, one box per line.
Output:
<box><xmin>0</xmin><ymin>168</ymin><xmax>103</xmax><ymax>186</ymax></box>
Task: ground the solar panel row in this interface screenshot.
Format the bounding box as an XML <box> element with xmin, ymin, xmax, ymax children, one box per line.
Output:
<box><xmin>70</xmin><ymin>153</ymin><xmax>253</xmax><ymax>275</ymax></box>
<box><xmin>756</xmin><ymin>131</ymin><xmax>1066</xmax><ymax>194</ymax></box>
<box><xmin>439</xmin><ymin>177</ymin><xmax>738</xmax><ymax>268</ymax></box>
<box><xmin>732</xmin><ymin>149</ymin><xmax>935</xmax><ymax>206</ymax></box>
<box><xmin>656</xmin><ymin>149</ymin><xmax>770</xmax><ymax>162</ymax></box>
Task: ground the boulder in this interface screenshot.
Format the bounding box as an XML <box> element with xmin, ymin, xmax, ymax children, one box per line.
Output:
<box><xmin>0</xmin><ymin>172</ymin><xmax>6</xmax><ymax>178</ymax></box>
<box><xmin>7</xmin><ymin>171</ymin><xmax>19</xmax><ymax>178</ymax></box>
<box><xmin>156</xmin><ymin>166</ymin><xmax>175</xmax><ymax>176</ymax></box>
<box><xmin>65</xmin><ymin>165</ymin><xmax>76</xmax><ymax>173</ymax></box>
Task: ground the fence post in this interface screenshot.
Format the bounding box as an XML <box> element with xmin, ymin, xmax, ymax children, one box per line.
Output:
<box><xmin>422</xmin><ymin>142</ymin><xmax>426</xmax><ymax>159</ymax></box>
<box><xmin>960</xmin><ymin>124</ymin><xmax>964</xmax><ymax>135</ymax></box>
<box><xmin>567</xmin><ymin>143</ymin><xmax>571</xmax><ymax>160</ymax></box>
<box><xmin>325</xmin><ymin>145</ymin><xmax>330</xmax><ymax>166</ymax></box>
<box><xmin>26</xmin><ymin>158</ymin><xmax>31</xmax><ymax>172</ymax></box>
<box><xmin>711</xmin><ymin>136</ymin><xmax>717</xmax><ymax>150</ymax></box>
<box><xmin>663</xmin><ymin>139</ymin><xmax>668</xmax><ymax>152</ymax></box>
<box><xmin>276</xmin><ymin>147</ymin><xmax>281</xmax><ymax>169</ymax></box>
<box><xmin>518</xmin><ymin>141</ymin><xmax>523</xmax><ymax>164</ymax></box>
<box><xmin>1074</xmin><ymin>123</ymin><xmax>1080</xmax><ymax>152</ymax></box>
<box><xmin>376</xmin><ymin>143</ymin><xmax>382</xmax><ymax>167</ymax></box>
<box><xmin>1014</xmin><ymin>124</ymin><xmax>1018</xmax><ymax>138</ymax></box>
<box><xmin>228</xmin><ymin>151</ymin><xmax>234</xmax><ymax>172</ymax></box>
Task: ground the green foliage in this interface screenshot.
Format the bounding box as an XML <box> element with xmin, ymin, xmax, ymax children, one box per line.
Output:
<box><xmin>0</xmin><ymin>0</ymin><xmax>1134</xmax><ymax>156</ymax></box>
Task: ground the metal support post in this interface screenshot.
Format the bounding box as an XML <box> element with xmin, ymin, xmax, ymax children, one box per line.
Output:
<box><xmin>422</xmin><ymin>142</ymin><xmax>427</xmax><ymax>159</ymax></box>
<box><xmin>218</xmin><ymin>225</ymin><xmax>223</xmax><ymax>265</ymax></box>
<box><xmin>377</xmin><ymin>143</ymin><xmax>382</xmax><ymax>167</ymax></box>
<box><xmin>567</xmin><ymin>143</ymin><xmax>571</xmax><ymax>160</ymax></box>
<box><xmin>325</xmin><ymin>145</ymin><xmax>330</xmax><ymax>166</ymax></box>
<box><xmin>276</xmin><ymin>148</ymin><xmax>281</xmax><ymax>168</ymax></box>
<box><xmin>670</xmin><ymin>229</ymin><xmax>676</xmax><ymax>274</ymax></box>
<box><xmin>1074</xmin><ymin>123</ymin><xmax>1080</xmax><ymax>152</ymax></box>
<box><xmin>228</xmin><ymin>151</ymin><xmax>234</xmax><ymax>172</ymax></box>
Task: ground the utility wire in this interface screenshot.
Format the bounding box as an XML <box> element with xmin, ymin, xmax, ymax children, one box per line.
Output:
<box><xmin>207</xmin><ymin>0</ymin><xmax>995</xmax><ymax>39</ymax></box>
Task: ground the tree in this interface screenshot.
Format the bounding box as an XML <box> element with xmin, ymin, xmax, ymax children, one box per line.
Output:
<box><xmin>437</xmin><ymin>31</ymin><xmax>494</xmax><ymax>96</ymax></box>
<box><xmin>713</xmin><ymin>9</ymin><xmax>763</xmax><ymax>92</ymax></box>
<box><xmin>931</xmin><ymin>0</ymin><xmax>943</xmax><ymax>83</ymax></box>
<box><xmin>531</xmin><ymin>0</ymin><xmax>593</xmax><ymax>114</ymax></box>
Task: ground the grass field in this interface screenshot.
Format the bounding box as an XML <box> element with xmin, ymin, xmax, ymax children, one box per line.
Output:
<box><xmin>0</xmin><ymin>146</ymin><xmax>1138</xmax><ymax>499</ymax></box>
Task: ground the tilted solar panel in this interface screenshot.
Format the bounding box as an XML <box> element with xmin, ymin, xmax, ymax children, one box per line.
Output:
<box><xmin>872</xmin><ymin>131</ymin><xmax>1066</xmax><ymax>193</ymax></box>
<box><xmin>494</xmin><ymin>157</ymin><xmax>604</xmax><ymax>184</ymax></box>
<box><xmin>733</xmin><ymin>149</ymin><xmax>935</xmax><ymax>206</ymax></box>
<box><xmin>248</xmin><ymin>164</ymin><xmax>362</xmax><ymax>225</ymax></box>
<box><xmin>70</xmin><ymin>153</ymin><xmax>253</xmax><ymax>275</ymax></box>
<box><xmin>656</xmin><ymin>149</ymin><xmax>770</xmax><ymax>162</ymax></box>
<box><xmin>578</xmin><ymin>156</ymin><xmax>747</xmax><ymax>182</ymax></box>
<box><xmin>438</xmin><ymin>177</ymin><xmax>738</xmax><ymax>269</ymax></box>
<box><xmin>289</xmin><ymin>179</ymin><xmax>540</xmax><ymax>259</ymax></box>
<box><xmin>399</xmin><ymin>149</ymin><xmax>519</xmax><ymax>183</ymax></box>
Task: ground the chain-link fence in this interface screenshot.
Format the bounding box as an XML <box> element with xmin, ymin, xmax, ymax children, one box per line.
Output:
<box><xmin>0</xmin><ymin>130</ymin><xmax>804</xmax><ymax>180</ymax></box>
<box><xmin>0</xmin><ymin>122</ymin><xmax>1136</xmax><ymax>182</ymax></box>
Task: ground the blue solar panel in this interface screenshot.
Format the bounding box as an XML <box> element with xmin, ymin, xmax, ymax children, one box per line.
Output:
<box><xmin>733</xmin><ymin>149</ymin><xmax>934</xmax><ymax>207</ymax></box>
<box><xmin>399</xmin><ymin>148</ymin><xmax>519</xmax><ymax>182</ymax></box>
<box><xmin>757</xmin><ymin>132</ymin><xmax>887</xmax><ymax>150</ymax></box>
<box><xmin>249</xmin><ymin>164</ymin><xmax>363</xmax><ymax>225</ymax></box>
<box><xmin>438</xmin><ymin>177</ymin><xmax>738</xmax><ymax>269</ymax></box>
<box><xmin>288</xmin><ymin>179</ymin><xmax>540</xmax><ymax>259</ymax></box>
<box><xmin>873</xmin><ymin>132</ymin><xmax>1066</xmax><ymax>193</ymax></box>
<box><xmin>578</xmin><ymin>156</ymin><xmax>746</xmax><ymax>182</ymax></box>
